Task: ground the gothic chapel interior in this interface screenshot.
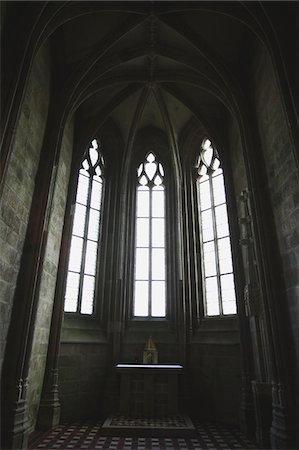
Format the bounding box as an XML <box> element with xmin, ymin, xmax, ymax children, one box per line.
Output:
<box><xmin>1</xmin><ymin>1</ymin><xmax>299</xmax><ymax>449</ymax></box>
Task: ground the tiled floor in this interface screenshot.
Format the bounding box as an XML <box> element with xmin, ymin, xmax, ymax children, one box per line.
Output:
<box><xmin>103</xmin><ymin>414</ymin><xmax>193</xmax><ymax>428</ymax></box>
<box><xmin>101</xmin><ymin>413</ymin><xmax>196</xmax><ymax>436</ymax></box>
<box><xmin>29</xmin><ymin>419</ymin><xmax>259</xmax><ymax>449</ymax></box>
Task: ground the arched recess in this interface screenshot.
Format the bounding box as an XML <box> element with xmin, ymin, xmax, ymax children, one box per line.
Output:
<box><xmin>117</xmin><ymin>126</ymin><xmax>184</xmax><ymax>363</ymax></box>
<box><xmin>1</xmin><ymin>2</ymin><xmax>298</xmax><ymax>449</ymax></box>
<box><xmin>45</xmin><ymin>119</ymin><xmax>125</xmax><ymax>425</ymax></box>
<box><xmin>176</xmin><ymin>61</ymin><xmax>298</xmax><ymax>444</ymax></box>
<box><xmin>176</xmin><ymin>111</ymin><xmax>246</xmax><ymax>421</ymax></box>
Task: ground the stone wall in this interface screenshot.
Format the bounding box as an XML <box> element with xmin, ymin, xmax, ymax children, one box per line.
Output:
<box><xmin>58</xmin><ymin>342</ymin><xmax>110</xmax><ymax>421</ymax></box>
<box><xmin>252</xmin><ymin>44</ymin><xmax>299</xmax><ymax>431</ymax></box>
<box><xmin>58</xmin><ymin>318</ymin><xmax>110</xmax><ymax>421</ymax></box>
<box><xmin>0</xmin><ymin>43</ymin><xmax>50</xmax><ymax>372</ymax></box>
<box><xmin>26</xmin><ymin>118</ymin><xmax>74</xmax><ymax>432</ymax></box>
<box><xmin>121</xmin><ymin>320</ymin><xmax>179</xmax><ymax>364</ymax></box>
<box><xmin>253</xmin><ymin>46</ymin><xmax>299</xmax><ymax>350</ymax></box>
<box><xmin>188</xmin><ymin>318</ymin><xmax>241</xmax><ymax>425</ymax></box>
<box><xmin>229</xmin><ymin>117</ymin><xmax>248</xmax><ymax>200</ymax></box>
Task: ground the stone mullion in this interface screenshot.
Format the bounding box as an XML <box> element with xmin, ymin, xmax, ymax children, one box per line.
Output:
<box><xmin>101</xmin><ymin>170</ymin><xmax>120</xmax><ymax>333</ymax></box>
<box><xmin>111</xmin><ymin>161</ymin><xmax>132</xmax><ymax>363</ymax></box>
<box><xmin>183</xmin><ymin>167</ymin><xmax>200</xmax><ymax>334</ymax></box>
<box><xmin>1</xmin><ymin>105</ymin><xmax>64</xmax><ymax>449</ymax></box>
<box><xmin>184</xmin><ymin>173</ymin><xmax>193</xmax><ymax>334</ymax></box>
<box><xmin>149</xmin><ymin>184</ymin><xmax>153</xmax><ymax>317</ymax></box>
<box><xmin>209</xmin><ymin>172</ymin><xmax>223</xmax><ymax>316</ymax></box>
<box><xmin>191</xmin><ymin>169</ymin><xmax>203</xmax><ymax>325</ymax></box>
<box><xmin>77</xmin><ymin>170</ymin><xmax>93</xmax><ymax>314</ymax></box>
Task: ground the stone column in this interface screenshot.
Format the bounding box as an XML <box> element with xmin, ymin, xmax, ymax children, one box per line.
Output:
<box><xmin>1</xmin><ymin>108</ymin><xmax>63</xmax><ymax>449</ymax></box>
<box><xmin>237</xmin><ymin>190</ymin><xmax>259</xmax><ymax>437</ymax></box>
<box><xmin>239</xmin><ymin>190</ymin><xmax>296</xmax><ymax>449</ymax></box>
<box><xmin>270</xmin><ymin>383</ymin><xmax>296</xmax><ymax>449</ymax></box>
<box><xmin>252</xmin><ymin>380</ymin><xmax>272</xmax><ymax>448</ymax></box>
<box><xmin>36</xmin><ymin>158</ymin><xmax>76</xmax><ymax>430</ymax></box>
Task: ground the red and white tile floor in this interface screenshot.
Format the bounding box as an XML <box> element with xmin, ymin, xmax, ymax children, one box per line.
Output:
<box><xmin>29</xmin><ymin>418</ymin><xmax>259</xmax><ymax>450</ymax></box>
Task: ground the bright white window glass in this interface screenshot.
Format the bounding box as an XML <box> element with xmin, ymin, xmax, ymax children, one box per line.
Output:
<box><xmin>198</xmin><ymin>139</ymin><xmax>236</xmax><ymax>316</ymax></box>
<box><xmin>133</xmin><ymin>154</ymin><xmax>166</xmax><ymax>317</ymax></box>
<box><xmin>64</xmin><ymin>272</ymin><xmax>80</xmax><ymax>312</ymax></box>
<box><xmin>203</xmin><ymin>144</ymin><xmax>213</xmax><ymax>166</ymax></box>
<box><xmin>139</xmin><ymin>175</ymin><xmax>147</xmax><ymax>186</ymax></box>
<box><xmin>152</xmin><ymin>188</ymin><xmax>164</xmax><ymax>217</ymax></box>
<box><xmin>80</xmin><ymin>275</ymin><xmax>95</xmax><ymax>314</ymax></box>
<box><xmin>84</xmin><ymin>240</ymin><xmax>97</xmax><ymax>276</ymax></box>
<box><xmin>199</xmin><ymin>180</ymin><xmax>211</xmax><ymax>211</ymax></box>
<box><xmin>201</xmin><ymin>209</ymin><xmax>214</xmax><ymax>242</ymax></box>
<box><xmin>137</xmin><ymin>188</ymin><xmax>150</xmax><ymax>217</ymax></box>
<box><xmin>145</xmin><ymin>157</ymin><xmax>156</xmax><ymax>180</ymax></box>
<box><xmin>76</xmin><ymin>173</ymin><xmax>89</xmax><ymax>205</ymax></box>
<box><xmin>134</xmin><ymin>281</ymin><xmax>149</xmax><ymax>316</ymax></box>
<box><xmin>64</xmin><ymin>139</ymin><xmax>104</xmax><ymax>315</ymax></box>
<box><xmin>159</xmin><ymin>164</ymin><xmax>164</xmax><ymax>176</ymax></box>
<box><xmin>221</xmin><ymin>274</ymin><xmax>236</xmax><ymax>301</ymax></box>
<box><xmin>223</xmin><ymin>301</ymin><xmax>237</xmax><ymax>315</ymax></box>
<box><xmin>137</xmin><ymin>164</ymin><xmax>143</xmax><ymax>177</ymax></box>
<box><xmin>215</xmin><ymin>204</ymin><xmax>229</xmax><ymax>238</ymax></box>
<box><xmin>82</xmin><ymin>160</ymin><xmax>89</xmax><ymax>171</ymax></box>
<box><xmin>203</xmin><ymin>241</ymin><xmax>217</xmax><ymax>277</ymax></box>
<box><xmin>72</xmin><ymin>204</ymin><xmax>87</xmax><ymax>237</ymax></box>
<box><xmin>87</xmin><ymin>209</ymin><xmax>100</xmax><ymax>241</ymax></box>
<box><xmin>89</xmin><ymin>147</ymin><xmax>98</xmax><ymax>166</ymax></box>
<box><xmin>212</xmin><ymin>174</ymin><xmax>226</xmax><ymax>206</ymax></box>
<box><xmin>212</xmin><ymin>167</ymin><xmax>223</xmax><ymax>177</ymax></box>
<box><xmin>90</xmin><ymin>178</ymin><xmax>102</xmax><ymax>210</ymax></box>
<box><xmin>154</xmin><ymin>175</ymin><xmax>162</xmax><ymax>186</ymax></box>
<box><xmin>218</xmin><ymin>237</ymin><xmax>233</xmax><ymax>274</ymax></box>
<box><xmin>135</xmin><ymin>248</ymin><xmax>149</xmax><ymax>280</ymax></box>
<box><xmin>221</xmin><ymin>274</ymin><xmax>237</xmax><ymax>314</ymax></box>
<box><xmin>205</xmin><ymin>277</ymin><xmax>220</xmax><ymax>316</ymax></box>
<box><xmin>152</xmin><ymin>218</ymin><xmax>165</xmax><ymax>247</ymax></box>
<box><xmin>136</xmin><ymin>218</ymin><xmax>149</xmax><ymax>247</ymax></box>
<box><xmin>152</xmin><ymin>249</ymin><xmax>165</xmax><ymax>280</ymax></box>
<box><xmin>152</xmin><ymin>281</ymin><xmax>166</xmax><ymax>316</ymax></box>
<box><xmin>68</xmin><ymin>236</ymin><xmax>83</xmax><ymax>272</ymax></box>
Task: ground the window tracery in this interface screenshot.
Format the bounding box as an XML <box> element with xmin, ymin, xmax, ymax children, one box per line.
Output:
<box><xmin>64</xmin><ymin>139</ymin><xmax>104</xmax><ymax>315</ymax></box>
<box><xmin>197</xmin><ymin>138</ymin><xmax>237</xmax><ymax>316</ymax></box>
<box><xmin>133</xmin><ymin>153</ymin><xmax>166</xmax><ymax>317</ymax></box>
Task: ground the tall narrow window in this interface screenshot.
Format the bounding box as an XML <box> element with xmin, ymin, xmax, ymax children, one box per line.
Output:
<box><xmin>64</xmin><ymin>139</ymin><xmax>104</xmax><ymax>315</ymax></box>
<box><xmin>134</xmin><ymin>153</ymin><xmax>166</xmax><ymax>317</ymax></box>
<box><xmin>197</xmin><ymin>138</ymin><xmax>236</xmax><ymax>316</ymax></box>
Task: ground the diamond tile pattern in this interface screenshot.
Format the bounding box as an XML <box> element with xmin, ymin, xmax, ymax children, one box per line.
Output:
<box><xmin>102</xmin><ymin>414</ymin><xmax>194</xmax><ymax>429</ymax></box>
<box><xmin>29</xmin><ymin>419</ymin><xmax>259</xmax><ymax>449</ymax></box>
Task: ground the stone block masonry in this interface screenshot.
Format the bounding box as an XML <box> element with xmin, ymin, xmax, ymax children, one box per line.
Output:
<box><xmin>0</xmin><ymin>42</ymin><xmax>50</xmax><ymax>373</ymax></box>
<box><xmin>253</xmin><ymin>46</ymin><xmax>299</xmax><ymax>364</ymax></box>
<box><xmin>26</xmin><ymin>118</ymin><xmax>74</xmax><ymax>432</ymax></box>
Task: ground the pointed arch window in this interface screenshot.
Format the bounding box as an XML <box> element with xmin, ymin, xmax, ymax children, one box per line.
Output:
<box><xmin>133</xmin><ymin>153</ymin><xmax>166</xmax><ymax>317</ymax></box>
<box><xmin>64</xmin><ymin>139</ymin><xmax>104</xmax><ymax>315</ymax></box>
<box><xmin>197</xmin><ymin>138</ymin><xmax>237</xmax><ymax>316</ymax></box>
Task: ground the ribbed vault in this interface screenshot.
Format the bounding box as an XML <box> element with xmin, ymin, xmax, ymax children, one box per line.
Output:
<box><xmin>44</xmin><ymin>1</ymin><xmax>265</xmax><ymax>158</ymax></box>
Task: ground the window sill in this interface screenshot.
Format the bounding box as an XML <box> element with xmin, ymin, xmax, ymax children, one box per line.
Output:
<box><xmin>61</xmin><ymin>314</ymin><xmax>107</xmax><ymax>344</ymax></box>
<box><xmin>130</xmin><ymin>317</ymin><xmax>168</xmax><ymax>322</ymax></box>
<box><xmin>127</xmin><ymin>318</ymin><xmax>171</xmax><ymax>333</ymax></box>
<box><xmin>191</xmin><ymin>315</ymin><xmax>239</xmax><ymax>344</ymax></box>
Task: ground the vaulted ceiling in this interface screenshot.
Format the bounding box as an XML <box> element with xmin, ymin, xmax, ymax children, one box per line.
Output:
<box><xmin>45</xmin><ymin>1</ymin><xmax>269</xmax><ymax>153</ymax></box>
<box><xmin>2</xmin><ymin>0</ymin><xmax>297</xmax><ymax>162</ymax></box>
